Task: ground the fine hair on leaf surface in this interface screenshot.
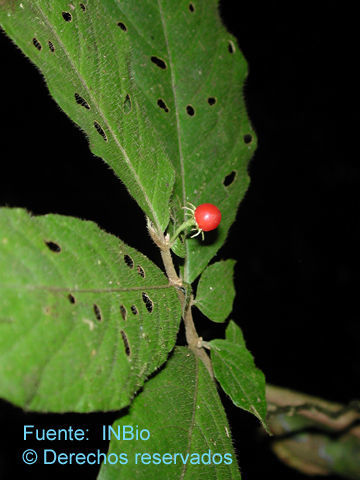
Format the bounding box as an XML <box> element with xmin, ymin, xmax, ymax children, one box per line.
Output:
<box><xmin>0</xmin><ymin>2</ymin><xmax>269</xmax><ymax>479</ymax></box>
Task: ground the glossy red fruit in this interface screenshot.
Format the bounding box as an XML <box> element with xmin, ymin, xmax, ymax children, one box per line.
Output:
<box><xmin>194</xmin><ymin>203</ymin><xmax>221</xmax><ymax>232</ymax></box>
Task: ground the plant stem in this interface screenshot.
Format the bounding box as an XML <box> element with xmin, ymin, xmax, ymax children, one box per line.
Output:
<box><xmin>183</xmin><ymin>297</ymin><xmax>213</xmax><ymax>377</ymax></box>
<box><xmin>147</xmin><ymin>218</ymin><xmax>213</xmax><ymax>378</ymax></box>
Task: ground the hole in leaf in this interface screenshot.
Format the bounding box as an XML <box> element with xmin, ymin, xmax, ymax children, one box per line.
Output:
<box><xmin>151</xmin><ymin>56</ymin><xmax>167</xmax><ymax>70</ymax></box>
<box><xmin>124</xmin><ymin>254</ymin><xmax>134</xmax><ymax>269</ymax></box>
<box><xmin>228</xmin><ymin>40</ymin><xmax>235</xmax><ymax>54</ymax></box>
<box><xmin>189</xmin><ymin>2</ymin><xmax>195</xmax><ymax>12</ymax></box>
<box><xmin>75</xmin><ymin>93</ymin><xmax>90</xmax><ymax>109</ymax></box>
<box><xmin>94</xmin><ymin>121</ymin><xmax>107</xmax><ymax>141</ymax></box>
<box><xmin>186</xmin><ymin>105</ymin><xmax>195</xmax><ymax>116</ymax></box>
<box><xmin>45</xmin><ymin>240</ymin><xmax>61</xmax><ymax>253</ymax></box>
<box><xmin>79</xmin><ymin>3</ymin><xmax>86</xmax><ymax>11</ymax></box>
<box><xmin>62</xmin><ymin>11</ymin><xmax>72</xmax><ymax>22</ymax></box>
<box><xmin>120</xmin><ymin>305</ymin><xmax>127</xmax><ymax>321</ymax></box>
<box><xmin>157</xmin><ymin>99</ymin><xmax>169</xmax><ymax>113</ymax></box>
<box><xmin>223</xmin><ymin>170</ymin><xmax>236</xmax><ymax>187</ymax></box>
<box><xmin>117</xmin><ymin>21</ymin><xmax>127</xmax><ymax>32</ymax></box>
<box><xmin>32</xmin><ymin>38</ymin><xmax>42</xmax><ymax>51</ymax></box>
<box><xmin>68</xmin><ymin>294</ymin><xmax>76</xmax><ymax>304</ymax></box>
<box><xmin>48</xmin><ymin>41</ymin><xmax>55</xmax><ymax>52</ymax></box>
<box><xmin>207</xmin><ymin>97</ymin><xmax>216</xmax><ymax>106</ymax></box>
<box><xmin>131</xmin><ymin>305</ymin><xmax>138</xmax><ymax>315</ymax></box>
<box><xmin>137</xmin><ymin>265</ymin><xmax>145</xmax><ymax>278</ymax></box>
<box><xmin>243</xmin><ymin>133</ymin><xmax>253</xmax><ymax>144</ymax></box>
<box><xmin>142</xmin><ymin>293</ymin><xmax>153</xmax><ymax>313</ymax></box>
<box><xmin>120</xmin><ymin>330</ymin><xmax>131</xmax><ymax>356</ymax></box>
<box><xmin>123</xmin><ymin>94</ymin><xmax>132</xmax><ymax>113</ymax></box>
<box><xmin>93</xmin><ymin>304</ymin><xmax>102</xmax><ymax>322</ymax></box>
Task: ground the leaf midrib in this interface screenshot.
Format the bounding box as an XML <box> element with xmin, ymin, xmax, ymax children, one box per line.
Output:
<box><xmin>33</xmin><ymin>2</ymin><xmax>163</xmax><ymax>231</ymax></box>
<box><xmin>157</xmin><ymin>0</ymin><xmax>192</xmax><ymax>281</ymax></box>
<box><xmin>0</xmin><ymin>284</ymin><xmax>173</xmax><ymax>293</ymax></box>
<box><xmin>179</xmin><ymin>353</ymin><xmax>199</xmax><ymax>480</ymax></box>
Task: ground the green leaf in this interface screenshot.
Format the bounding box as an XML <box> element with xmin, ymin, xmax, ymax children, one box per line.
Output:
<box><xmin>0</xmin><ymin>0</ymin><xmax>256</xmax><ymax>280</ymax></box>
<box><xmin>0</xmin><ymin>1</ymin><xmax>175</xmax><ymax>232</ymax></box>
<box><xmin>99</xmin><ymin>347</ymin><xmax>241</xmax><ymax>480</ymax></box>
<box><xmin>0</xmin><ymin>208</ymin><xmax>181</xmax><ymax>412</ymax></box>
<box><xmin>210</xmin><ymin>322</ymin><xmax>268</xmax><ymax>431</ymax></box>
<box><xmin>195</xmin><ymin>260</ymin><xmax>236</xmax><ymax>323</ymax></box>
<box><xmin>225</xmin><ymin>319</ymin><xmax>246</xmax><ymax>346</ymax></box>
<box><xmin>154</xmin><ymin>1</ymin><xmax>256</xmax><ymax>282</ymax></box>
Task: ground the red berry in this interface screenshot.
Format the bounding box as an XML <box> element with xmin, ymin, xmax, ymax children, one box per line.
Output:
<box><xmin>194</xmin><ymin>203</ymin><xmax>221</xmax><ymax>232</ymax></box>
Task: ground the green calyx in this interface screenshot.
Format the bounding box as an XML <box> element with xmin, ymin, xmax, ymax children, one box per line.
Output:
<box><xmin>169</xmin><ymin>218</ymin><xmax>197</xmax><ymax>246</ymax></box>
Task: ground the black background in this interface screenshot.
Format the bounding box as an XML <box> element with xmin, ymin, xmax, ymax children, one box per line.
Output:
<box><xmin>0</xmin><ymin>1</ymin><xmax>357</xmax><ymax>478</ymax></box>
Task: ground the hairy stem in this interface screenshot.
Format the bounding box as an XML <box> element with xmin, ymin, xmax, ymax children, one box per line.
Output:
<box><xmin>147</xmin><ymin>218</ymin><xmax>213</xmax><ymax>378</ymax></box>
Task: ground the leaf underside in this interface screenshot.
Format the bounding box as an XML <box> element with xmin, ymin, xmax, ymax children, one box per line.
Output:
<box><xmin>98</xmin><ymin>347</ymin><xmax>241</xmax><ymax>480</ymax></box>
<box><xmin>0</xmin><ymin>0</ymin><xmax>175</xmax><ymax>232</ymax></box>
<box><xmin>0</xmin><ymin>208</ymin><xmax>181</xmax><ymax>412</ymax></box>
<box><xmin>0</xmin><ymin>0</ymin><xmax>256</xmax><ymax>281</ymax></box>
